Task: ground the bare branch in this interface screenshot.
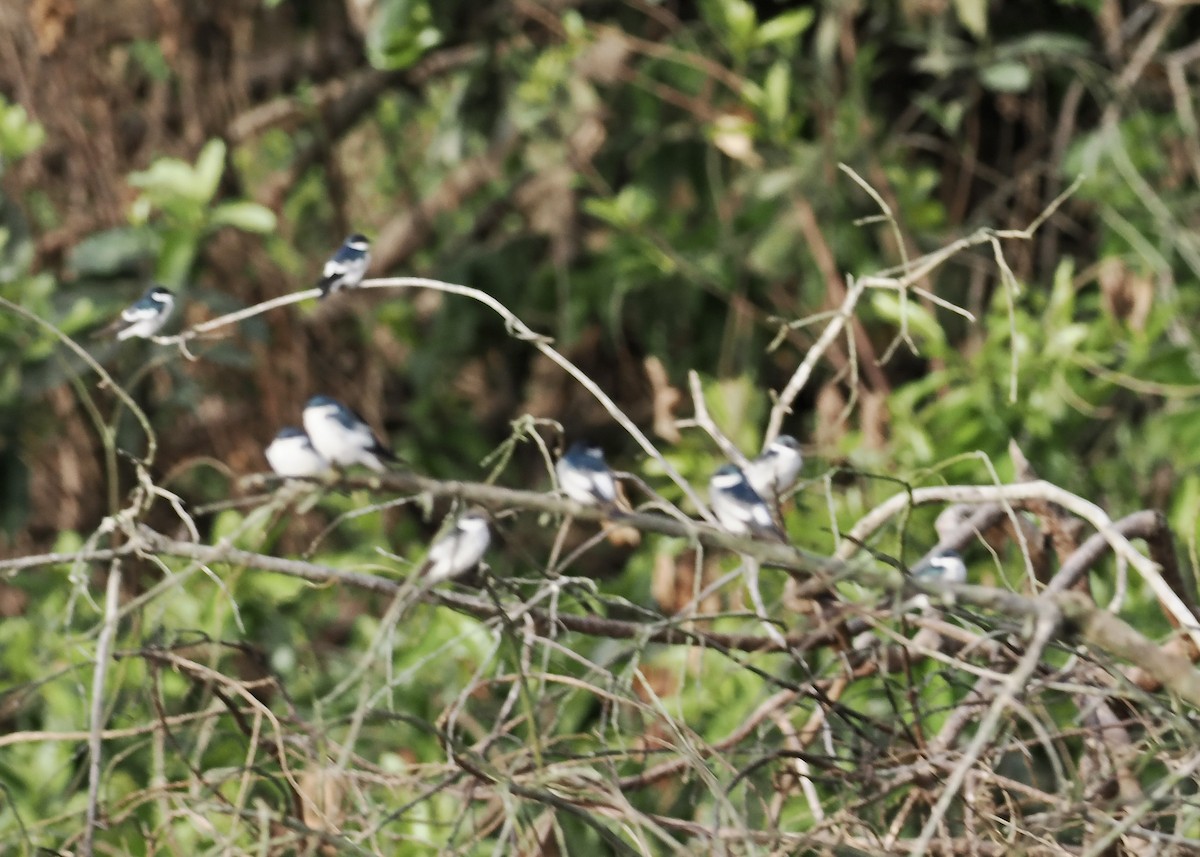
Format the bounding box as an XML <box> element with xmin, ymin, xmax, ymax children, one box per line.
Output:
<box><xmin>764</xmin><ymin>276</ymin><xmax>868</xmax><ymax>446</ymax></box>
<box><xmin>241</xmin><ymin>471</ymin><xmax>832</xmax><ymax>575</ymax></box>
<box><xmin>83</xmin><ymin>563</ymin><xmax>123</xmax><ymax>856</ymax></box>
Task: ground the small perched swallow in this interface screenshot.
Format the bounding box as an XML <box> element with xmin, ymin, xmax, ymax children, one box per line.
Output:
<box><xmin>745</xmin><ymin>435</ymin><xmax>803</xmax><ymax>502</ymax></box>
<box><xmin>264</xmin><ymin>426</ymin><xmax>330</xmax><ymax>478</ymax></box>
<box><xmin>556</xmin><ymin>442</ymin><xmax>619</xmax><ymax>509</ymax></box>
<box><xmin>906</xmin><ymin>548</ymin><xmax>967</xmax><ymax>612</ymax></box>
<box><xmin>97</xmin><ymin>285</ymin><xmax>174</xmax><ymax>340</ymax></box>
<box><xmin>420</xmin><ymin>509</ymin><xmax>491</xmax><ymax>583</ymax></box>
<box><xmin>302</xmin><ymin>395</ymin><xmax>398</xmax><ymax>472</ymax></box>
<box><xmin>318</xmin><ymin>233</ymin><xmax>371</xmax><ymax>298</ymax></box>
<box><xmin>708</xmin><ymin>464</ymin><xmax>786</xmax><ymax>542</ymax></box>
<box><xmin>912</xmin><ymin>548</ymin><xmax>967</xmax><ymax>586</ymax></box>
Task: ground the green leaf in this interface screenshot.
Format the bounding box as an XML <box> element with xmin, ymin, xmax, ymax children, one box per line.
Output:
<box><xmin>66</xmin><ymin>226</ymin><xmax>157</xmax><ymax>278</ymax></box>
<box><xmin>914</xmin><ymin>94</ymin><xmax>967</xmax><ymax>134</ymax></box>
<box><xmin>193</xmin><ymin>138</ymin><xmax>227</xmax><ymax>205</ymax></box>
<box><xmin>702</xmin><ymin>374</ymin><xmax>766</xmax><ymax>450</ymax></box>
<box><xmin>128</xmin><ymin>39</ymin><xmax>172</xmax><ymax>82</ymax></box>
<box><xmin>980</xmin><ymin>60</ymin><xmax>1031</xmax><ymax>93</ymax></box>
<box><xmin>128</xmin><ymin>157</ymin><xmax>201</xmax><ymax>201</ymax></box>
<box><xmin>995</xmin><ymin>33</ymin><xmax>1092</xmax><ymax>60</ymax></box>
<box><xmin>583</xmin><ymin>186</ymin><xmax>655</xmax><ymax>228</ymax></box>
<box><xmin>0</xmin><ymin>97</ymin><xmax>46</xmax><ymax>162</ymax></box>
<box><xmin>211</xmin><ymin>200</ymin><xmax>277</xmax><ymax>234</ymax></box>
<box><xmin>762</xmin><ymin>60</ymin><xmax>791</xmax><ymax>129</ymax></box>
<box><xmin>156</xmin><ymin>230</ymin><xmax>198</xmax><ymax>287</ymax></box>
<box><xmin>755</xmin><ymin>8</ymin><xmax>814</xmax><ymax>47</ymax></box>
<box><xmin>241</xmin><ymin>567</ymin><xmax>310</xmax><ymax>603</ymax></box>
<box><xmin>953</xmin><ymin>0</ymin><xmax>988</xmax><ymax>38</ymax></box>
<box><xmin>367</xmin><ymin>0</ymin><xmax>443</xmax><ymax>71</ymax></box>
<box><xmin>870</xmin><ymin>290</ymin><xmax>949</xmax><ymax>358</ymax></box>
<box><xmin>700</xmin><ymin>0</ymin><xmax>758</xmax><ymax>63</ymax></box>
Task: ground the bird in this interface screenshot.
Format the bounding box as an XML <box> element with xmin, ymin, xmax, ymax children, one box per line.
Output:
<box><xmin>302</xmin><ymin>395</ymin><xmax>398</xmax><ymax>473</ymax></box>
<box><xmin>419</xmin><ymin>509</ymin><xmax>491</xmax><ymax>583</ymax></box>
<box><xmin>745</xmin><ymin>435</ymin><xmax>803</xmax><ymax>503</ymax></box>
<box><xmin>556</xmin><ymin>442</ymin><xmax>619</xmax><ymax>510</ymax></box>
<box><xmin>97</xmin><ymin>285</ymin><xmax>174</xmax><ymax>340</ymax></box>
<box><xmin>912</xmin><ymin>548</ymin><xmax>967</xmax><ymax>586</ymax></box>
<box><xmin>708</xmin><ymin>464</ymin><xmax>786</xmax><ymax>542</ymax></box>
<box><xmin>905</xmin><ymin>548</ymin><xmax>968</xmax><ymax>612</ymax></box>
<box><xmin>264</xmin><ymin>426</ymin><xmax>330</xmax><ymax>478</ymax></box>
<box><xmin>318</xmin><ymin>233</ymin><xmax>371</xmax><ymax>298</ymax></box>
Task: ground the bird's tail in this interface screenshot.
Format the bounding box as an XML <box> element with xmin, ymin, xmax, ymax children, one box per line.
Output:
<box><xmin>90</xmin><ymin>318</ymin><xmax>124</xmax><ymax>341</ymax></box>
<box><xmin>367</xmin><ymin>445</ymin><xmax>406</xmax><ymax>472</ymax></box>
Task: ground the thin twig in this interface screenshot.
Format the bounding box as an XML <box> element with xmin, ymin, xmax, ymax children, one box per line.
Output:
<box><xmin>241</xmin><ymin>470</ymin><xmax>834</xmax><ymax>575</ymax></box>
<box><xmin>83</xmin><ymin>561</ymin><xmax>123</xmax><ymax>856</ymax></box>
<box><xmin>685</xmin><ymin>370</ymin><xmax>752</xmax><ymax>464</ymax></box>
<box><xmin>909</xmin><ymin>602</ymin><xmax>1061</xmax><ymax>856</ymax></box>
<box><xmin>764</xmin><ymin>276</ymin><xmax>868</xmax><ymax>445</ymax></box>
<box><xmin>835</xmin><ymin>480</ymin><xmax>1200</xmax><ymax>651</ymax></box>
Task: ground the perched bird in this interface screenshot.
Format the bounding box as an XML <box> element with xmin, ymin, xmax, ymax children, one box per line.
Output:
<box><xmin>745</xmin><ymin>435</ymin><xmax>803</xmax><ymax>503</ymax></box>
<box><xmin>912</xmin><ymin>548</ymin><xmax>967</xmax><ymax>586</ymax></box>
<box><xmin>708</xmin><ymin>464</ymin><xmax>786</xmax><ymax>542</ymax></box>
<box><xmin>302</xmin><ymin>395</ymin><xmax>398</xmax><ymax>473</ymax></box>
<box><xmin>556</xmin><ymin>442</ymin><xmax>619</xmax><ymax>509</ymax></box>
<box><xmin>97</xmin><ymin>285</ymin><xmax>174</xmax><ymax>341</ymax></box>
<box><xmin>906</xmin><ymin>548</ymin><xmax>968</xmax><ymax>612</ymax></box>
<box><xmin>264</xmin><ymin>427</ymin><xmax>330</xmax><ymax>478</ymax></box>
<box><xmin>318</xmin><ymin>233</ymin><xmax>371</xmax><ymax>298</ymax></box>
<box><xmin>420</xmin><ymin>509</ymin><xmax>491</xmax><ymax>583</ymax></box>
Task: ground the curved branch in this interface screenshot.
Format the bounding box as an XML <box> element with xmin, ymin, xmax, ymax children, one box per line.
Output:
<box><xmin>156</xmin><ymin>274</ymin><xmax>714</xmax><ymax>522</ymax></box>
<box><xmin>131</xmin><ymin>525</ymin><xmax>834</xmax><ymax>654</ymax></box>
<box><xmin>243</xmin><ymin>470</ymin><xmax>834</xmax><ymax>574</ymax></box>
<box><xmin>835</xmin><ymin>481</ymin><xmax>1200</xmax><ymax>652</ymax></box>
<box><xmin>764</xmin><ymin>276</ymin><xmax>867</xmax><ymax>446</ymax></box>
<box><xmin>361</xmin><ymin>277</ymin><xmax>715</xmax><ymax>522</ymax></box>
<box><xmin>1049</xmin><ymin>509</ymin><xmax>1197</xmax><ymax>624</ymax></box>
<box><xmin>125</xmin><ymin>515</ymin><xmax>1200</xmax><ymax>710</ymax></box>
<box><xmin>0</xmin><ymin>296</ymin><xmax>158</xmax><ymax>466</ymax></box>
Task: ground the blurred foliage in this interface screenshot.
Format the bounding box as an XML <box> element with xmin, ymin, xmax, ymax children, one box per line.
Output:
<box><xmin>1</xmin><ymin>0</ymin><xmax>1200</xmax><ymax>851</ymax></box>
<box><xmin>127</xmin><ymin>139</ymin><xmax>277</xmax><ymax>286</ymax></box>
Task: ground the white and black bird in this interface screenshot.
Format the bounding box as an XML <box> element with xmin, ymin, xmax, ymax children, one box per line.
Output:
<box><xmin>420</xmin><ymin>509</ymin><xmax>492</xmax><ymax>583</ymax></box>
<box><xmin>745</xmin><ymin>435</ymin><xmax>803</xmax><ymax>503</ymax></box>
<box><xmin>318</xmin><ymin>233</ymin><xmax>371</xmax><ymax>298</ymax></box>
<box><xmin>302</xmin><ymin>395</ymin><xmax>398</xmax><ymax>473</ymax></box>
<box><xmin>98</xmin><ymin>285</ymin><xmax>174</xmax><ymax>341</ymax></box>
<box><xmin>708</xmin><ymin>464</ymin><xmax>786</xmax><ymax>542</ymax></box>
<box><xmin>912</xmin><ymin>548</ymin><xmax>967</xmax><ymax>586</ymax></box>
<box><xmin>556</xmin><ymin>442</ymin><xmax>619</xmax><ymax>510</ymax></box>
<box><xmin>264</xmin><ymin>426</ymin><xmax>330</xmax><ymax>478</ymax></box>
<box><xmin>906</xmin><ymin>548</ymin><xmax>967</xmax><ymax>611</ymax></box>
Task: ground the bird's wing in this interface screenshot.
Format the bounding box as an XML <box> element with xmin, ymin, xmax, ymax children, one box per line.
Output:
<box><xmin>330</xmin><ymin>405</ymin><xmax>371</xmax><ymax>434</ymax></box>
<box><xmin>424</xmin><ymin>527</ymin><xmax>486</xmax><ymax>580</ymax></box>
<box><xmin>592</xmin><ymin>471</ymin><xmax>618</xmax><ymax>504</ymax></box>
<box><xmin>558</xmin><ymin>464</ymin><xmax>598</xmax><ymax>501</ymax></box>
<box><xmin>121</xmin><ymin>301</ymin><xmax>161</xmax><ymax>323</ymax></box>
<box><xmin>715</xmin><ymin>493</ymin><xmax>755</xmax><ymax>525</ymax></box>
<box><xmin>426</xmin><ymin>533</ymin><xmax>457</xmax><ymax>568</ymax></box>
<box><xmin>749</xmin><ymin>503</ymin><xmax>775</xmax><ymax>531</ymax></box>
